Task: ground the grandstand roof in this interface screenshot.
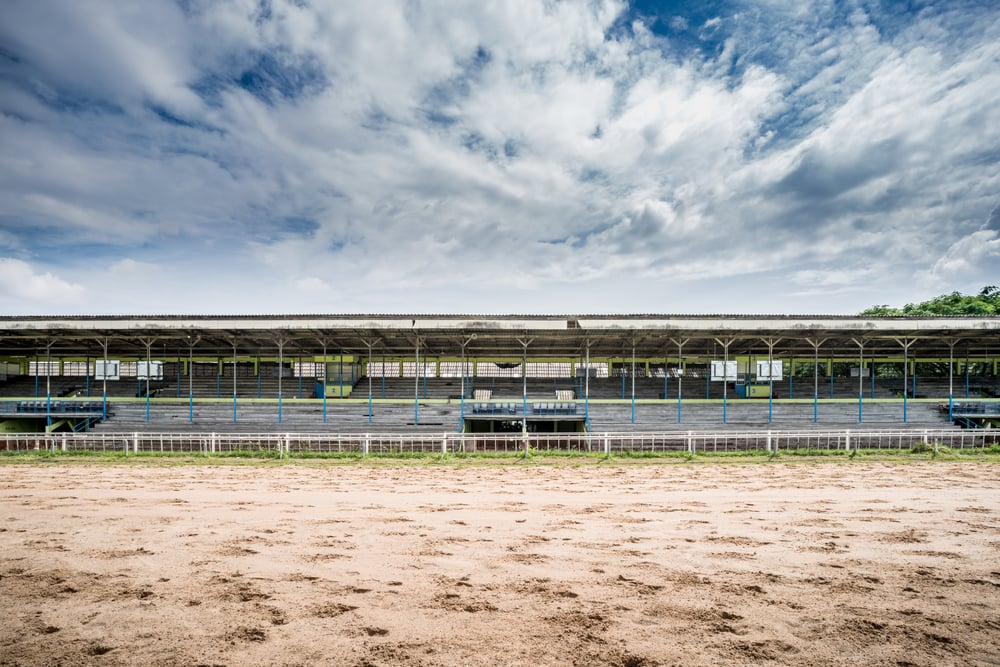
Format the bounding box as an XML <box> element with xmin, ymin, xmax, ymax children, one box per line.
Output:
<box><xmin>1</xmin><ymin>315</ymin><xmax>999</xmax><ymax>359</ymax></box>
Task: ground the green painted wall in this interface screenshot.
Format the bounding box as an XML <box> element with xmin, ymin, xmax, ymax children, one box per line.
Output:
<box><xmin>0</xmin><ymin>419</ymin><xmax>41</xmax><ymax>433</ymax></box>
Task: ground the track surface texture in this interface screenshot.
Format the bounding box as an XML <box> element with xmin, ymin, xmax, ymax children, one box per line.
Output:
<box><xmin>1</xmin><ymin>461</ymin><xmax>998</xmax><ymax>666</ymax></box>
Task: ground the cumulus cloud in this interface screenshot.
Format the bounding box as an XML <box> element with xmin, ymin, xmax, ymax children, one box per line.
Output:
<box><xmin>0</xmin><ymin>258</ymin><xmax>85</xmax><ymax>305</ymax></box>
<box><xmin>0</xmin><ymin>0</ymin><xmax>996</xmax><ymax>314</ymax></box>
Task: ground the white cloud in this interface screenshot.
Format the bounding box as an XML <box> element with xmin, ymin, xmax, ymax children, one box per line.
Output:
<box><xmin>0</xmin><ymin>258</ymin><xmax>85</xmax><ymax>305</ymax></box>
<box><xmin>922</xmin><ymin>230</ymin><xmax>1000</xmax><ymax>287</ymax></box>
<box><xmin>0</xmin><ymin>1</ymin><xmax>996</xmax><ymax>314</ymax></box>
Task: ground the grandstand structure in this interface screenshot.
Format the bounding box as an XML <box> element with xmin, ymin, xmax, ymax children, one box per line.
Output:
<box><xmin>1</xmin><ymin>314</ymin><xmax>999</xmax><ymax>439</ymax></box>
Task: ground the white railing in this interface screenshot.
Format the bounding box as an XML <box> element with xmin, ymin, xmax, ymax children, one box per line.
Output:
<box><xmin>1</xmin><ymin>429</ymin><xmax>996</xmax><ymax>455</ymax></box>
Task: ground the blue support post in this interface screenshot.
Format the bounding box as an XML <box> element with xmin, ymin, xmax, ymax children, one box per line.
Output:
<box><xmin>948</xmin><ymin>346</ymin><xmax>954</xmax><ymax>423</ymax></box>
<box><xmin>232</xmin><ymin>345</ymin><xmax>238</xmax><ymax>424</ymax></box>
<box><xmin>86</xmin><ymin>360</ymin><xmax>90</xmax><ymax>397</ymax></box>
<box><xmin>414</xmin><ymin>343</ymin><xmax>420</xmax><ymax>426</ymax></box>
<box><xmin>216</xmin><ymin>364</ymin><xmax>221</xmax><ymax>398</ymax></box>
<box><xmin>278</xmin><ymin>345</ymin><xmax>285</xmax><ymax>424</ymax></box>
<box><xmin>257</xmin><ymin>363</ymin><xmax>261</xmax><ymax>398</ymax></box>
<box><xmin>188</xmin><ymin>347</ymin><xmax>194</xmax><ymax>424</ymax></box>
<box><xmin>522</xmin><ymin>391</ymin><xmax>528</xmax><ymax>431</ymax></box>
<box><xmin>768</xmin><ymin>384</ymin><xmax>773</xmax><ymax>423</ymax></box>
<box><xmin>321</xmin><ymin>347</ymin><xmax>328</xmax><ymax>424</ymax></box>
<box><xmin>813</xmin><ymin>351</ymin><xmax>819</xmax><ymax>423</ymax></box>
<box><xmin>34</xmin><ymin>356</ymin><xmax>39</xmax><ymax>398</ymax></box>
<box><xmin>459</xmin><ymin>362</ymin><xmax>465</xmax><ymax>433</ymax></box>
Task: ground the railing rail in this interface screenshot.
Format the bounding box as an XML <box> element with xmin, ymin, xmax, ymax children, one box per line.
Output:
<box><xmin>1</xmin><ymin>429</ymin><xmax>996</xmax><ymax>455</ymax></box>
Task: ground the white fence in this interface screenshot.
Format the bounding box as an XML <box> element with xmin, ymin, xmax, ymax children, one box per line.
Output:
<box><xmin>1</xmin><ymin>429</ymin><xmax>996</xmax><ymax>456</ymax></box>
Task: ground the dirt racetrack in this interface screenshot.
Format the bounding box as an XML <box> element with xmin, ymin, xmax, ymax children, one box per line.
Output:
<box><xmin>1</xmin><ymin>460</ymin><xmax>998</xmax><ymax>666</ymax></box>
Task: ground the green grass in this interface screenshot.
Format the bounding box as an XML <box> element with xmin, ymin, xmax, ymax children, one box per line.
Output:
<box><xmin>3</xmin><ymin>445</ymin><xmax>999</xmax><ymax>466</ymax></box>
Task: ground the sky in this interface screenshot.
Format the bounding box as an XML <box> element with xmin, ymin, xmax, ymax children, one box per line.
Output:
<box><xmin>0</xmin><ymin>0</ymin><xmax>998</xmax><ymax>316</ymax></box>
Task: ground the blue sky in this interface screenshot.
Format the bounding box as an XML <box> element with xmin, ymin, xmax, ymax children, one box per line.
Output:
<box><xmin>0</xmin><ymin>0</ymin><xmax>997</xmax><ymax>315</ymax></box>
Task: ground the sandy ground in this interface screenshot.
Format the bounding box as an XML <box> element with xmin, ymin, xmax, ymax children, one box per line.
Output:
<box><xmin>1</xmin><ymin>461</ymin><xmax>998</xmax><ymax>667</ymax></box>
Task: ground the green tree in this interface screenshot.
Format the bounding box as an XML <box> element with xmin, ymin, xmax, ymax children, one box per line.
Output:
<box><xmin>860</xmin><ymin>285</ymin><xmax>999</xmax><ymax>317</ymax></box>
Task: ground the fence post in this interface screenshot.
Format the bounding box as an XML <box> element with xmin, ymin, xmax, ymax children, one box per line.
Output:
<box><xmin>925</xmin><ymin>429</ymin><xmax>935</xmax><ymax>455</ymax></box>
<box><xmin>441</xmin><ymin>433</ymin><xmax>447</xmax><ymax>457</ymax></box>
<box><xmin>211</xmin><ymin>432</ymin><xmax>216</xmax><ymax>454</ymax></box>
<box><xmin>687</xmin><ymin>430</ymin><xmax>693</xmax><ymax>455</ymax></box>
<box><xmin>604</xmin><ymin>435</ymin><xmax>610</xmax><ymax>458</ymax></box>
<box><xmin>767</xmin><ymin>430</ymin><xmax>772</xmax><ymax>455</ymax></box>
<box><xmin>363</xmin><ymin>434</ymin><xmax>369</xmax><ymax>458</ymax></box>
<box><xmin>61</xmin><ymin>436</ymin><xmax>66</xmax><ymax>453</ymax></box>
<box><xmin>285</xmin><ymin>433</ymin><xmax>291</xmax><ymax>458</ymax></box>
<box><xmin>844</xmin><ymin>432</ymin><xmax>850</xmax><ymax>453</ymax></box>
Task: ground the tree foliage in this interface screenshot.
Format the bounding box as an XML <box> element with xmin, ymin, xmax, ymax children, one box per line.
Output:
<box><xmin>861</xmin><ymin>285</ymin><xmax>999</xmax><ymax>316</ymax></box>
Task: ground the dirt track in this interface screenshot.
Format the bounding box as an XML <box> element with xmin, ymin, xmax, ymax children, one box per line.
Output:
<box><xmin>1</xmin><ymin>461</ymin><xmax>998</xmax><ymax>666</ymax></box>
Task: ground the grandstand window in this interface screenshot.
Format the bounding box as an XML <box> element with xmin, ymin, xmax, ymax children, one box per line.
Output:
<box><xmin>61</xmin><ymin>361</ymin><xmax>94</xmax><ymax>377</ymax></box>
<box><xmin>576</xmin><ymin>363</ymin><xmax>609</xmax><ymax>378</ymax></box>
<box><xmin>525</xmin><ymin>362</ymin><xmax>571</xmax><ymax>378</ymax></box>
<box><xmin>28</xmin><ymin>361</ymin><xmax>60</xmax><ymax>376</ymax></box>
<box><xmin>648</xmin><ymin>363</ymin><xmax>684</xmax><ymax>378</ymax></box>
<box><xmin>222</xmin><ymin>362</ymin><xmax>255</xmax><ymax>377</ymax></box>
<box><xmin>684</xmin><ymin>363</ymin><xmax>708</xmax><ymax>378</ymax></box>
<box><xmin>260</xmin><ymin>363</ymin><xmax>294</xmax><ymax>378</ymax></box>
<box><xmin>294</xmin><ymin>362</ymin><xmax>324</xmax><ymax>378</ymax></box>
<box><xmin>610</xmin><ymin>362</ymin><xmax>647</xmax><ymax>378</ymax></box>
<box><xmin>192</xmin><ymin>362</ymin><xmax>217</xmax><ymax>377</ymax></box>
<box><xmin>401</xmin><ymin>362</ymin><xmax>434</xmax><ymax>378</ymax></box>
<box><xmin>438</xmin><ymin>362</ymin><xmax>473</xmax><ymax>378</ymax></box>
<box><xmin>476</xmin><ymin>362</ymin><xmax>522</xmax><ymax>378</ymax></box>
<box><xmin>367</xmin><ymin>362</ymin><xmax>401</xmax><ymax>377</ymax></box>
<box><xmin>119</xmin><ymin>362</ymin><xmax>138</xmax><ymax>377</ymax></box>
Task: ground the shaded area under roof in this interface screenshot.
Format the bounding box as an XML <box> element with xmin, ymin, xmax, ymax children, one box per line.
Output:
<box><xmin>1</xmin><ymin>315</ymin><xmax>999</xmax><ymax>359</ymax></box>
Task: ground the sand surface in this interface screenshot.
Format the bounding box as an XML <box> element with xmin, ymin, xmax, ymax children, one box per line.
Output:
<box><xmin>1</xmin><ymin>460</ymin><xmax>998</xmax><ymax>666</ymax></box>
